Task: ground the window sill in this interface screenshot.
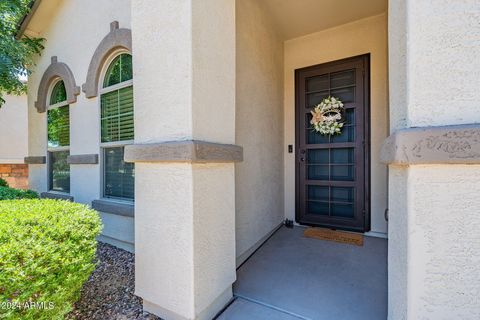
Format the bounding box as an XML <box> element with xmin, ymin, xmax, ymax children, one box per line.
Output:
<box><xmin>40</xmin><ymin>191</ymin><xmax>74</xmax><ymax>202</ymax></box>
<box><xmin>92</xmin><ymin>199</ymin><xmax>134</xmax><ymax>217</ymax></box>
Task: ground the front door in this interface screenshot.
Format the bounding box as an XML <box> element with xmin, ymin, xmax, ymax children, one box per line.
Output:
<box><xmin>295</xmin><ymin>55</ymin><xmax>370</xmax><ymax>232</ymax></box>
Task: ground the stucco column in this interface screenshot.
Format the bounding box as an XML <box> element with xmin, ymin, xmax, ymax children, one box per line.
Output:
<box><xmin>385</xmin><ymin>1</ymin><xmax>480</xmax><ymax>319</ymax></box>
<box><xmin>129</xmin><ymin>1</ymin><xmax>239</xmax><ymax>319</ymax></box>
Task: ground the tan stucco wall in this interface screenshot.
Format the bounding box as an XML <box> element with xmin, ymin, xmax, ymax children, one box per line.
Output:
<box><xmin>131</xmin><ymin>1</ymin><xmax>237</xmax><ymax>318</ymax></box>
<box><xmin>284</xmin><ymin>14</ymin><xmax>389</xmax><ymax>236</ymax></box>
<box><xmin>407</xmin><ymin>165</ymin><xmax>480</xmax><ymax>319</ymax></box>
<box><xmin>235</xmin><ymin>0</ymin><xmax>285</xmax><ymax>263</ymax></box>
<box><xmin>406</xmin><ymin>3</ymin><xmax>480</xmax><ymax>128</ymax></box>
<box><xmin>387</xmin><ymin>0</ymin><xmax>480</xmax><ymax>318</ymax></box>
<box><xmin>0</xmin><ymin>94</ymin><xmax>28</xmax><ymax>163</ymax></box>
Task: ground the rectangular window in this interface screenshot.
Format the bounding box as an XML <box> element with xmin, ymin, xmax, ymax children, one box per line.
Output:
<box><xmin>49</xmin><ymin>150</ymin><xmax>70</xmax><ymax>192</ymax></box>
<box><xmin>101</xmin><ymin>86</ymin><xmax>134</xmax><ymax>143</ymax></box>
<box><xmin>103</xmin><ymin>147</ymin><xmax>134</xmax><ymax>200</ymax></box>
<box><xmin>101</xmin><ymin>54</ymin><xmax>134</xmax><ymax>201</ymax></box>
<box><xmin>47</xmin><ymin>104</ymin><xmax>70</xmax><ymax>193</ymax></box>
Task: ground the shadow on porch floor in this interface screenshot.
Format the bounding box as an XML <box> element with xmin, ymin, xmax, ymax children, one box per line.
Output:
<box><xmin>218</xmin><ymin>226</ymin><xmax>387</xmax><ymax>320</ymax></box>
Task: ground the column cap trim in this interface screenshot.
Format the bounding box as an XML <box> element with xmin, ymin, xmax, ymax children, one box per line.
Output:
<box><xmin>381</xmin><ymin>123</ymin><xmax>480</xmax><ymax>165</ymax></box>
<box><xmin>24</xmin><ymin>156</ymin><xmax>46</xmax><ymax>164</ymax></box>
<box><xmin>124</xmin><ymin>140</ymin><xmax>243</xmax><ymax>163</ymax></box>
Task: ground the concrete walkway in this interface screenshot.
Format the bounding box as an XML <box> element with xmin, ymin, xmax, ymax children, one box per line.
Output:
<box><xmin>218</xmin><ymin>226</ymin><xmax>387</xmax><ymax>320</ymax></box>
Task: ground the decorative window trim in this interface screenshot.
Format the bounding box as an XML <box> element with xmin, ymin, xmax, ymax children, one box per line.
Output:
<box><xmin>82</xmin><ymin>21</ymin><xmax>132</xmax><ymax>98</ymax></box>
<box><xmin>34</xmin><ymin>56</ymin><xmax>80</xmax><ymax>113</ymax></box>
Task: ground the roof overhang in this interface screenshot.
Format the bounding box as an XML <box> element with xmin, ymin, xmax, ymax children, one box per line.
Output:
<box><xmin>262</xmin><ymin>0</ymin><xmax>387</xmax><ymax>40</ymax></box>
<box><xmin>16</xmin><ymin>0</ymin><xmax>41</xmax><ymax>39</ymax></box>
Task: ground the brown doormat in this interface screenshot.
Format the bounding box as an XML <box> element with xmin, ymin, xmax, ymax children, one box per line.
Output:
<box><xmin>304</xmin><ymin>227</ymin><xmax>363</xmax><ymax>246</ymax></box>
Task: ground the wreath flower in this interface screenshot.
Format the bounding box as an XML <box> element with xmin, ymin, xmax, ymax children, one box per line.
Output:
<box><xmin>310</xmin><ymin>96</ymin><xmax>345</xmax><ymax>136</ymax></box>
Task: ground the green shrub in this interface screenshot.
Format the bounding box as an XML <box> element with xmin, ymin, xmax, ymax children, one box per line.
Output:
<box><xmin>0</xmin><ymin>178</ymin><xmax>8</xmax><ymax>187</ymax></box>
<box><xmin>0</xmin><ymin>186</ymin><xmax>39</xmax><ymax>200</ymax></box>
<box><xmin>0</xmin><ymin>199</ymin><xmax>102</xmax><ymax>320</ymax></box>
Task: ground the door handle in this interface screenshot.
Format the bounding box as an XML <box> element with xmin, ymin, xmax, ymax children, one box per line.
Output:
<box><xmin>299</xmin><ymin>149</ymin><xmax>306</xmax><ymax>162</ymax></box>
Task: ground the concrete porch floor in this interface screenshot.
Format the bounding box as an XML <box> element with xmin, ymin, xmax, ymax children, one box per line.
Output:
<box><xmin>218</xmin><ymin>226</ymin><xmax>387</xmax><ymax>320</ymax></box>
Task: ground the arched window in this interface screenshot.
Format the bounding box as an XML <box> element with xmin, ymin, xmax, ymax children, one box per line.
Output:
<box><xmin>100</xmin><ymin>53</ymin><xmax>134</xmax><ymax>200</ymax></box>
<box><xmin>47</xmin><ymin>79</ymin><xmax>70</xmax><ymax>193</ymax></box>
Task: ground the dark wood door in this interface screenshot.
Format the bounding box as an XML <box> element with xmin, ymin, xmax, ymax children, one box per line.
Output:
<box><xmin>295</xmin><ymin>55</ymin><xmax>370</xmax><ymax>232</ymax></box>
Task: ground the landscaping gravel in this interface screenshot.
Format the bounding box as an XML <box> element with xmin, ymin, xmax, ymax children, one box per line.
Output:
<box><xmin>68</xmin><ymin>242</ymin><xmax>161</xmax><ymax>320</ymax></box>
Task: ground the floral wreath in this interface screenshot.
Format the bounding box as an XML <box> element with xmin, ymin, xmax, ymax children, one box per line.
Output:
<box><xmin>310</xmin><ymin>96</ymin><xmax>344</xmax><ymax>136</ymax></box>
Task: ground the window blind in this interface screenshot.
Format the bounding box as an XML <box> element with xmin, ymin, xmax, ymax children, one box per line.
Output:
<box><xmin>101</xmin><ymin>86</ymin><xmax>134</xmax><ymax>143</ymax></box>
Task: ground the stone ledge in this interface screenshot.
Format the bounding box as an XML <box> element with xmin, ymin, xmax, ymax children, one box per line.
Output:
<box><xmin>40</xmin><ymin>192</ymin><xmax>74</xmax><ymax>201</ymax></box>
<box><xmin>381</xmin><ymin>124</ymin><xmax>480</xmax><ymax>165</ymax></box>
<box><xmin>92</xmin><ymin>199</ymin><xmax>134</xmax><ymax>217</ymax></box>
<box><xmin>124</xmin><ymin>140</ymin><xmax>243</xmax><ymax>163</ymax></box>
<box><xmin>24</xmin><ymin>156</ymin><xmax>46</xmax><ymax>164</ymax></box>
<box><xmin>67</xmin><ymin>154</ymin><xmax>99</xmax><ymax>164</ymax></box>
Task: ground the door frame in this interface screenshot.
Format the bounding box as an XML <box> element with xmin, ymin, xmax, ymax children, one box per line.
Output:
<box><xmin>294</xmin><ymin>54</ymin><xmax>371</xmax><ymax>232</ymax></box>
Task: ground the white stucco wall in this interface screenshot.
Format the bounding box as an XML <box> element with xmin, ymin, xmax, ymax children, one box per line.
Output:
<box><xmin>235</xmin><ymin>0</ymin><xmax>285</xmax><ymax>263</ymax></box>
<box><xmin>25</xmin><ymin>0</ymin><xmax>132</xmax><ymax>247</ymax></box>
<box><xmin>27</xmin><ymin>0</ymin><xmax>131</xmax><ymax>200</ymax></box>
<box><xmin>0</xmin><ymin>94</ymin><xmax>28</xmax><ymax>163</ymax></box>
<box><xmin>98</xmin><ymin>212</ymin><xmax>134</xmax><ymax>252</ymax></box>
<box><xmin>284</xmin><ymin>14</ymin><xmax>389</xmax><ymax>236</ymax></box>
